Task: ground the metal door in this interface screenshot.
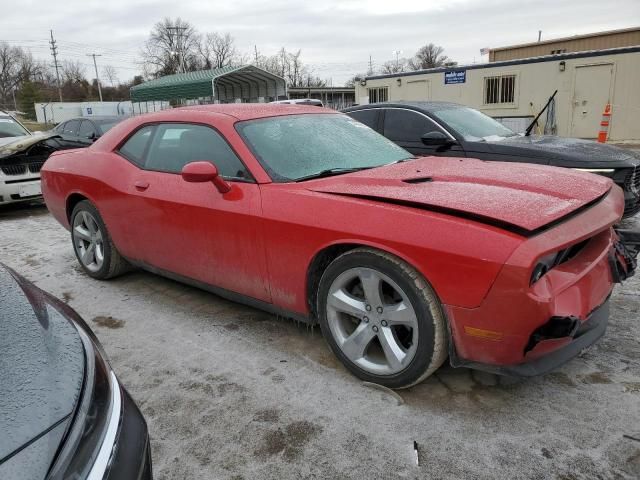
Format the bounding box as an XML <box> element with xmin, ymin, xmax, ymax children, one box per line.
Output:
<box><xmin>570</xmin><ymin>64</ymin><xmax>613</xmax><ymax>138</ymax></box>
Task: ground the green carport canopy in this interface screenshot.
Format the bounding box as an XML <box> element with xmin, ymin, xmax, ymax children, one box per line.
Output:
<box><xmin>130</xmin><ymin>65</ymin><xmax>286</xmax><ymax>103</ymax></box>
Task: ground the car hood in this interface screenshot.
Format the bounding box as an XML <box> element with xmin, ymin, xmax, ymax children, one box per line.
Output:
<box><xmin>0</xmin><ymin>133</ymin><xmax>61</xmax><ymax>159</ymax></box>
<box><xmin>0</xmin><ymin>266</ymin><xmax>84</xmax><ymax>476</ymax></box>
<box><xmin>484</xmin><ymin>135</ymin><xmax>640</xmax><ymax>168</ymax></box>
<box><xmin>305</xmin><ymin>157</ymin><xmax>614</xmax><ymax>234</ymax></box>
<box><xmin>0</xmin><ymin>135</ymin><xmax>32</xmax><ymax>149</ymax></box>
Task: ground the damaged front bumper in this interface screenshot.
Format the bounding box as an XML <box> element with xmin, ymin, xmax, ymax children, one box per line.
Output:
<box><xmin>446</xmin><ymin>189</ymin><xmax>638</xmax><ymax>377</ymax></box>
<box><xmin>450</xmin><ymin>299</ymin><xmax>611</xmax><ymax>377</ymax></box>
<box><xmin>449</xmin><ymin>230</ymin><xmax>638</xmax><ymax>377</ymax></box>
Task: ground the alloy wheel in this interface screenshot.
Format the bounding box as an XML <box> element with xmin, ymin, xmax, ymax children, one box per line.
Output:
<box><xmin>326</xmin><ymin>267</ymin><xmax>419</xmax><ymax>375</ymax></box>
<box><xmin>72</xmin><ymin>210</ymin><xmax>105</xmax><ymax>273</ymax></box>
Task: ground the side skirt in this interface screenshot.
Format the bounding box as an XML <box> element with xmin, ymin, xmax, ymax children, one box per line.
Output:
<box><xmin>126</xmin><ymin>259</ymin><xmax>315</xmax><ymax>325</ymax></box>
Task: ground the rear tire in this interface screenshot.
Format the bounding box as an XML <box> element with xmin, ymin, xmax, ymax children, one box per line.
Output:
<box><xmin>70</xmin><ymin>200</ymin><xmax>130</xmax><ymax>279</ymax></box>
<box><xmin>317</xmin><ymin>248</ymin><xmax>447</xmax><ymax>389</ymax></box>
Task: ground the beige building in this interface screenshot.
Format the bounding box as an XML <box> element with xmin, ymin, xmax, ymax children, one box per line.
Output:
<box><xmin>489</xmin><ymin>26</ymin><xmax>640</xmax><ymax>62</ymax></box>
<box><xmin>355</xmin><ymin>47</ymin><xmax>640</xmax><ymax>141</ymax></box>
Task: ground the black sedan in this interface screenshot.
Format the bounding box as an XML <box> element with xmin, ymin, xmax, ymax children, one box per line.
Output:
<box><xmin>0</xmin><ymin>265</ymin><xmax>152</xmax><ymax>479</ymax></box>
<box><xmin>51</xmin><ymin>116</ymin><xmax>125</xmax><ymax>148</ymax></box>
<box><xmin>344</xmin><ymin>101</ymin><xmax>640</xmax><ymax>217</ymax></box>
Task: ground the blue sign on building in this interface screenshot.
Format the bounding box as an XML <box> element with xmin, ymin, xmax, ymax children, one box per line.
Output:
<box><xmin>444</xmin><ymin>70</ymin><xmax>466</xmax><ymax>85</ymax></box>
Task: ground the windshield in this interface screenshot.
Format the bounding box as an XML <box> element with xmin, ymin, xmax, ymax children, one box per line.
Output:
<box><xmin>431</xmin><ymin>106</ymin><xmax>517</xmax><ymax>142</ymax></box>
<box><xmin>96</xmin><ymin>120</ymin><xmax>120</xmax><ymax>134</ymax></box>
<box><xmin>0</xmin><ymin>116</ymin><xmax>30</xmax><ymax>138</ymax></box>
<box><xmin>237</xmin><ymin>114</ymin><xmax>413</xmax><ymax>182</ymax></box>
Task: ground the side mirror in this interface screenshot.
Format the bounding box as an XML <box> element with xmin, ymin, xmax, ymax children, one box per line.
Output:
<box><xmin>421</xmin><ymin>131</ymin><xmax>454</xmax><ymax>147</ymax></box>
<box><xmin>181</xmin><ymin>161</ymin><xmax>231</xmax><ymax>194</ymax></box>
<box><xmin>86</xmin><ymin>132</ymin><xmax>97</xmax><ymax>140</ymax></box>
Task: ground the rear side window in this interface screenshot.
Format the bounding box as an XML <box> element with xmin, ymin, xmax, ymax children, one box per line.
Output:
<box><xmin>118</xmin><ymin>126</ymin><xmax>154</xmax><ymax>166</ymax></box>
<box><xmin>348</xmin><ymin>109</ymin><xmax>379</xmax><ymax>131</ymax></box>
<box><xmin>383</xmin><ymin>109</ymin><xmax>442</xmax><ymax>143</ymax></box>
<box><xmin>143</xmin><ymin>123</ymin><xmax>249</xmax><ymax>179</ymax></box>
<box><xmin>63</xmin><ymin>120</ymin><xmax>81</xmax><ymax>136</ymax></box>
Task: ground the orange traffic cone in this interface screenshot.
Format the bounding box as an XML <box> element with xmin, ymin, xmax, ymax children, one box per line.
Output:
<box><xmin>597</xmin><ymin>103</ymin><xmax>612</xmax><ymax>143</ymax></box>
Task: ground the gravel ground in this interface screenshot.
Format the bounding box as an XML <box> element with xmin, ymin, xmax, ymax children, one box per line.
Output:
<box><xmin>1</xmin><ymin>202</ymin><xmax>639</xmax><ymax>480</ymax></box>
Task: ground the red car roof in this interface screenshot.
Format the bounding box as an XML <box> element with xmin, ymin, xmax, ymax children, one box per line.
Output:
<box><xmin>174</xmin><ymin>103</ymin><xmax>336</xmax><ymax>120</ymax></box>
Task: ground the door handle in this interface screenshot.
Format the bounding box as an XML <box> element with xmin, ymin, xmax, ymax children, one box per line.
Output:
<box><xmin>134</xmin><ymin>180</ymin><xmax>150</xmax><ymax>191</ymax></box>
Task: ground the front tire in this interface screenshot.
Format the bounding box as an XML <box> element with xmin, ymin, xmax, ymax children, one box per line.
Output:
<box><xmin>317</xmin><ymin>248</ymin><xmax>447</xmax><ymax>389</ymax></box>
<box><xmin>70</xmin><ymin>200</ymin><xmax>130</xmax><ymax>279</ymax></box>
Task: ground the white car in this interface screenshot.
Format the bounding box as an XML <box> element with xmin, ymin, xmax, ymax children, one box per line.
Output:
<box><xmin>270</xmin><ymin>98</ymin><xmax>324</xmax><ymax>107</ymax></box>
<box><xmin>0</xmin><ymin>111</ymin><xmax>61</xmax><ymax>205</ymax></box>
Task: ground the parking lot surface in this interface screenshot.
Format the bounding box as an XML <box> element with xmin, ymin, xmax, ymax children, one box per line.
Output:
<box><xmin>1</xmin><ymin>203</ymin><xmax>639</xmax><ymax>480</ymax></box>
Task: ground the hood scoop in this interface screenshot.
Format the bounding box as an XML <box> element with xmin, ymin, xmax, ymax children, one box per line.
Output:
<box><xmin>402</xmin><ymin>176</ymin><xmax>433</xmax><ymax>184</ymax></box>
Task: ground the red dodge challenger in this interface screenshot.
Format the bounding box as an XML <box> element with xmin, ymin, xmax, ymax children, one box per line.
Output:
<box><xmin>41</xmin><ymin>105</ymin><xmax>637</xmax><ymax>388</ymax></box>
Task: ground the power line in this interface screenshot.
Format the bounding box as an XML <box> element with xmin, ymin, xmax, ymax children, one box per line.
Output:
<box><xmin>49</xmin><ymin>30</ymin><xmax>62</xmax><ymax>101</ymax></box>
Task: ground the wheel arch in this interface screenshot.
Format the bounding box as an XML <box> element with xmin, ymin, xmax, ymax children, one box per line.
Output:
<box><xmin>66</xmin><ymin>192</ymin><xmax>92</xmax><ymax>222</ymax></box>
<box><xmin>305</xmin><ymin>239</ymin><xmax>443</xmax><ymax>320</ymax></box>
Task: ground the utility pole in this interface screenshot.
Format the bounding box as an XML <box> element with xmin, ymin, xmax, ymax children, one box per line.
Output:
<box><xmin>367</xmin><ymin>55</ymin><xmax>374</xmax><ymax>76</ymax></box>
<box><xmin>87</xmin><ymin>53</ymin><xmax>103</xmax><ymax>101</ymax></box>
<box><xmin>538</xmin><ymin>30</ymin><xmax>542</xmax><ymax>42</ymax></box>
<box><xmin>49</xmin><ymin>30</ymin><xmax>62</xmax><ymax>101</ymax></box>
<box><xmin>254</xmin><ymin>45</ymin><xmax>259</xmax><ymax>64</ymax></box>
<box><xmin>392</xmin><ymin>50</ymin><xmax>403</xmax><ymax>71</ymax></box>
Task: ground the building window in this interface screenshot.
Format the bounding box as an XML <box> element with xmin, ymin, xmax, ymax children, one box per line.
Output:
<box><xmin>550</xmin><ymin>49</ymin><xmax>566</xmax><ymax>55</ymax></box>
<box><xmin>368</xmin><ymin>87</ymin><xmax>388</xmax><ymax>104</ymax></box>
<box><xmin>484</xmin><ymin>74</ymin><xmax>516</xmax><ymax>105</ymax></box>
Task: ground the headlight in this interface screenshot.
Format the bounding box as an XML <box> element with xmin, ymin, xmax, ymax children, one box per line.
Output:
<box><xmin>573</xmin><ymin>168</ymin><xmax>616</xmax><ymax>179</ymax></box>
<box><xmin>530</xmin><ymin>252</ymin><xmax>557</xmax><ymax>285</ymax></box>
<box><xmin>530</xmin><ymin>239</ymin><xmax>591</xmax><ymax>285</ymax></box>
<box><xmin>573</xmin><ymin>168</ymin><xmax>615</xmax><ymax>173</ymax></box>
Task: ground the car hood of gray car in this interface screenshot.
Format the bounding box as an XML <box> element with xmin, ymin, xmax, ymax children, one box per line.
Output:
<box><xmin>486</xmin><ymin>135</ymin><xmax>640</xmax><ymax>168</ymax></box>
<box><xmin>0</xmin><ymin>266</ymin><xmax>85</xmax><ymax>478</ymax></box>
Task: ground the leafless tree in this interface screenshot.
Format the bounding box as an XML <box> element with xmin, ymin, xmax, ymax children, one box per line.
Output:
<box><xmin>285</xmin><ymin>50</ymin><xmax>305</xmax><ymax>87</ymax></box>
<box><xmin>141</xmin><ymin>17</ymin><xmax>200</xmax><ymax>77</ymax></box>
<box><xmin>61</xmin><ymin>60</ymin><xmax>86</xmax><ymax>84</ymax></box>
<box><xmin>199</xmin><ymin>32</ymin><xmax>240</xmax><ymax>69</ymax></box>
<box><xmin>0</xmin><ymin>42</ymin><xmax>41</xmax><ymax>107</ymax></box>
<box><xmin>409</xmin><ymin>43</ymin><xmax>455</xmax><ymax>70</ymax></box>
<box><xmin>302</xmin><ymin>73</ymin><xmax>327</xmax><ymax>88</ymax></box>
<box><xmin>381</xmin><ymin>58</ymin><xmax>409</xmax><ymax>75</ymax></box>
<box><xmin>344</xmin><ymin>74</ymin><xmax>365</xmax><ymax>88</ymax></box>
<box><xmin>102</xmin><ymin>65</ymin><xmax>118</xmax><ymax>86</ymax></box>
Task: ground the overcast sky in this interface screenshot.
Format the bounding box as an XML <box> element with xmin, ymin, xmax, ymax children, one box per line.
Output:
<box><xmin>2</xmin><ymin>0</ymin><xmax>639</xmax><ymax>85</ymax></box>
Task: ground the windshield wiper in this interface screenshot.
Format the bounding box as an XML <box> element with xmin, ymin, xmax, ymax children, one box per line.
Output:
<box><xmin>294</xmin><ymin>167</ymin><xmax>374</xmax><ymax>182</ymax></box>
<box><xmin>525</xmin><ymin>89</ymin><xmax>558</xmax><ymax>136</ymax></box>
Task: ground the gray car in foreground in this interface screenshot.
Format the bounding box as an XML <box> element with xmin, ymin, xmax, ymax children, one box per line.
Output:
<box><xmin>0</xmin><ymin>265</ymin><xmax>152</xmax><ymax>479</ymax></box>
